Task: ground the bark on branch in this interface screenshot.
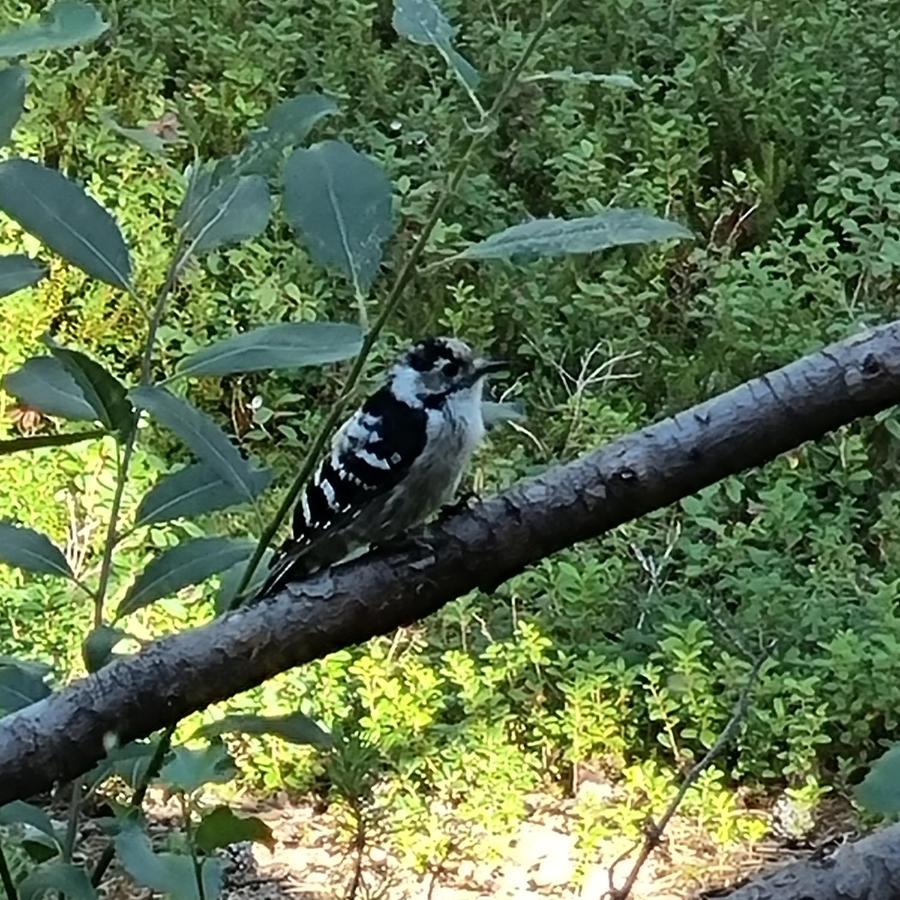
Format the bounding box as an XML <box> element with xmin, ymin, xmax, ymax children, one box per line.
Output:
<box><xmin>2</xmin><ymin>322</ymin><xmax>900</xmax><ymax>804</ymax></box>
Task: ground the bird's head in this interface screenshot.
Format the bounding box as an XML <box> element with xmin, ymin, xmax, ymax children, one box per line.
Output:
<box><xmin>388</xmin><ymin>337</ymin><xmax>506</xmax><ymax>407</ymax></box>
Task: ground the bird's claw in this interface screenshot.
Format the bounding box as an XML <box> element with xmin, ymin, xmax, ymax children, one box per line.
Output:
<box><xmin>437</xmin><ymin>489</ymin><xmax>480</xmax><ymax>522</ymax></box>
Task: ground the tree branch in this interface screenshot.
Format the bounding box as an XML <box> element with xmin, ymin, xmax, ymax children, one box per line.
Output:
<box><xmin>1</xmin><ymin>321</ymin><xmax>900</xmax><ymax>804</ymax></box>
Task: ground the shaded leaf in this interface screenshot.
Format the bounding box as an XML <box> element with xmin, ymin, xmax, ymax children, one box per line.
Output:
<box><xmin>0</xmin><ymin>661</ymin><xmax>51</xmax><ymax>714</ymax></box>
<box><xmin>214</xmin><ymin>548</ymin><xmax>273</xmax><ymax>615</ymax></box>
<box><xmin>130</xmin><ymin>386</ymin><xmax>261</xmax><ymax>500</ymax></box>
<box><xmin>0</xmin><ymin>801</ymin><xmax>59</xmax><ymax>844</ymax></box>
<box><xmin>0</xmin><ymin>428</ymin><xmax>106</xmax><ymax>455</ymax></box>
<box><xmin>455</xmin><ymin>209</ymin><xmax>692</xmax><ymax>261</ymax></box>
<box><xmin>86</xmin><ymin>740</ymin><xmax>162</xmax><ymax>790</ymax></box>
<box><xmin>0</xmin><ymin>521</ymin><xmax>72</xmax><ymax>578</ymax></box>
<box><xmin>176</xmin><ymin>322</ymin><xmax>363</xmax><ymax>377</ymax></box>
<box><xmin>283</xmin><ymin>140</ymin><xmax>394</xmax><ymax>297</ymax></box>
<box><xmin>0</xmin><ymin>64</ymin><xmax>26</xmax><ymax>146</ymax></box>
<box><xmin>0</xmin><ymin>1</ymin><xmax>108</xmax><ymax>58</ymax></box>
<box><xmin>182</xmin><ymin>175</ymin><xmax>271</xmax><ymax>256</ymax></box>
<box><xmin>0</xmin><ymin>655</ymin><xmax>50</xmax><ymax>675</ymax></box>
<box><xmin>0</xmin><ymin>159</ymin><xmax>131</xmax><ymax>289</ymax></box>
<box><xmin>18</xmin><ymin>862</ymin><xmax>96</xmax><ymax>900</ymax></box>
<box><xmin>196</xmin><ymin>806</ymin><xmax>275</xmax><ymax>853</ymax></box>
<box><xmin>82</xmin><ymin>624</ymin><xmax>128</xmax><ymax>673</ymax></box>
<box><xmin>856</xmin><ymin>745</ymin><xmax>900</xmax><ymax>814</ymax></box>
<box><xmin>0</xmin><ymin>254</ymin><xmax>47</xmax><ymax>297</ymax></box>
<box><xmin>198</xmin><ymin>710</ymin><xmax>332</xmax><ymax>748</ymax></box>
<box><xmin>392</xmin><ymin>0</ymin><xmax>479</xmax><ymax>90</ymax></box>
<box><xmin>46</xmin><ymin>339</ymin><xmax>134</xmax><ymax>434</ymax></box>
<box><xmin>3</xmin><ymin>355</ymin><xmax>96</xmax><ymax>421</ymax></box>
<box><xmin>135</xmin><ymin>462</ymin><xmax>271</xmax><ymax>527</ymax></box>
<box><xmin>117</xmin><ymin>537</ymin><xmax>255</xmax><ymax>618</ymax></box>
<box><xmin>521</xmin><ymin>69</ymin><xmax>640</xmax><ymax>89</ymax></box>
<box><xmin>116</xmin><ymin>823</ymin><xmax>223</xmax><ymax>900</ymax></box>
<box><xmin>22</xmin><ymin>836</ymin><xmax>59</xmax><ymax>863</ymax></box>
<box><xmin>158</xmin><ymin>742</ymin><xmax>237</xmax><ymax>793</ymax></box>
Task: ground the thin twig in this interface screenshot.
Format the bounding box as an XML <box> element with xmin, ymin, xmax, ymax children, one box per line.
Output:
<box><xmin>604</xmin><ymin>650</ymin><xmax>770</xmax><ymax>900</ymax></box>
<box><xmin>232</xmin><ymin>0</ymin><xmax>570</xmax><ymax>603</ymax></box>
<box><xmin>0</xmin><ymin>842</ymin><xmax>18</xmax><ymax>900</ymax></box>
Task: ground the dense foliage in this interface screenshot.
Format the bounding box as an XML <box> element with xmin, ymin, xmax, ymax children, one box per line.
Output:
<box><xmin>2</xmin><ymin>0</ymin><xmax>900</xmax><ymax>887</ymax></box>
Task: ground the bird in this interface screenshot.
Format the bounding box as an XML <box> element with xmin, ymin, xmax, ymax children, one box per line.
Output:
<box><xmin>256</xmin><ymin>336</ymin><xmax>506</xmax><ymax>598</ymax></box>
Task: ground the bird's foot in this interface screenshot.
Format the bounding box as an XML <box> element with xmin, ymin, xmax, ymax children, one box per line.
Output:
<box><xmin>437</xmin><ymin>489</ymin><xmax>480</xmax><ymax>522</ymax></box>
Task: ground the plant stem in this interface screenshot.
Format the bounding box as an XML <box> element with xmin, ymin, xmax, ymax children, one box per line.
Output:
<box><xmin>231</xmin><ymin>0</ymin><xmax>568</xmax><ymax>603</ymax></box>
<box><xmin>179</xmin><ymin>794</ymin><xmax>206</xmax><ymax>900</ymax></box>
<box><xmin>61</xmin><ymin>777</ymin><xmax>84</xmax><ymax>863</ymax></box>
<box><xmin>0</xmin><ymin>842</ymin><xmax>18</xmax><ymax>900</ymax></box>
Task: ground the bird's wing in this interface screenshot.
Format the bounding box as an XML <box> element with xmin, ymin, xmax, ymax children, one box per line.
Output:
<box><xmin>256</xmin><ymin>387</ymin><xmax>427</xmax><ymax>597</ymax></box>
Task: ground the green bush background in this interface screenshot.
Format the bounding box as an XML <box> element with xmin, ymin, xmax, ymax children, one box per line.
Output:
<box><xmin>3</xmin><ymin>0</ymin><xmax>900</xmax><ymax>871</ymax></box>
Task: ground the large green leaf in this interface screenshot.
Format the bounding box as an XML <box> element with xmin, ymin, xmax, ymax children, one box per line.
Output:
<box><xmin>0</xmin><ymin>429</ymin><xmax>106</xmax><ymax>455</ymax></box>
<box><xmin>0</xmin><ymin>64</ymin><xmax>26</xmax><ymax>146</ymax></box>
<box><xmin>392</xmin><ymin>0</ymin><xmax>479</xmax><ymax>91</ymax></box>
<box><xmin>130</xmin><ymin>386</ymin><xmax>261</xmax><ymax>499</ymax></box>
<box><xmin>86</xmin><ymin>740</ymin><xmax>162</xmax><ymax>790</ymax></box>
<box><xmin>176</xmin><ymin>322</ymin><xmax>363</xmax><ymax>377</ymax></box>
<box><xmin>18</xmin><ymin>862</ymin><xmax>96</xmax><ymax>900</ymax></box>
<box><xmin>47</xmin><ymin>340</ymin><xmax>134</xmax><ymax>434</ymax></box>
<box><xmin>135</xmin><ymin>462</ymin><xmax>271</xmax><ymax>527</ymax></box>
<box><xmin>0</xmin><ymin>159</ymin><xmax>131</xmax><ymax>289</ymax></box>
<box><xmin>198</xmin><ymin>710</ymin><xmax>332</xmax><ymax>748</ymax></box>
<box><xmin>454</xmin><ymin>210</ymin><xmax>692</xmax><ymax>261</ymax></box>
<box><xmin>0</xmin><ymin>521</ymin><xmax>72</xmax><ymax>578</ymax></box>
<box><xmin>0</xmin><ymin>254</ymin><xmax>47</xmax><ymax>298</ymax></box>
<box><xmin>117</xmin><ymin>823</ymin><xmax>223</xmax><ymax>900</ymax></box>
<box><xmin>0</xmin><ymin>801</ymin><xmax>59</xmax><ymax>844</ymax></box>
<box><xmin>3</xmin><ymin>355</ymin><xmax>96</xmax><ymax>421</ymax></box>
<box><xmin>283</xmin><ymin>140</ymin><xmax>394</xmax><ymax>297</ymax></box>
<box><xmin>82</xmin><ymin>624</ymin><xmax>129</xmax><ymax>673</ymax></box>
<box><xmin>157</xmin><ymin>743</ymin><xmax>237</xmax><ymax>793</ymax></box>
<box><xmin>0</xmin><ymin>1</ymin><xmax>108</xmax><ymax>58</ymax></box>
<box><xmin>214</xmin><ymin>549</ymin><xmax>273</xmax><ymax>614</ymax></box>
<box><xmin>181</xmin><ymin>174</ymin><xmax>271</xmax><ymax>256</ymax></box>
<box><xmin>195</xmin><ymin>806</ymin><xmax>274</xmax><ymax>853</ymax></box>
<box><xmin>0</xmin><ymin>661</ymin><xmax>51</xmax><ymax>714</ymax></box>
<box><xmin>117</xmin><ymin>537</ymin><xmax>255</xmax><ymax>618</ymax></box>
<box><xmin>856</xmin><ymin>744</ymin><xmax>900</xmax><ymax>814</ymax></box>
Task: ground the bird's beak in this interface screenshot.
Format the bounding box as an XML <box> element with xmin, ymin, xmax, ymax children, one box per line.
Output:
<box><xmin>474</xmin><ymin>359</ymin><xmax>509</xmax><ymax>377</ymax></box>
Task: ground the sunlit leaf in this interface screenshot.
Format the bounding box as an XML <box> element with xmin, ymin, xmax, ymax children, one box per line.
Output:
<box><xmin>176</xmin><ymin>322</ymin><xmax>363</xmax><ymax>377</ymax></box>
<box><xmin>0</xmin><ymin>521</ymin><xmax>72</xmax><ymax>578</ymax></box>
<box><xmin>46</xmin><ymin>339</ymin><xmax>134</xmax><ymax>434</ymax></box>
<box><xmin>283</xmin><ymin>140</ymin><xmax>394</xmax><ymax>297</ymax></box>
<box><xmin>117</xmin><ymin>537</ymin><xmax>255</xmax><ymax>618</ymax></box>
<box><xmin>521</xmin><ymin>69</ymin><xmax>640</xmax><ymax>89</ymax></box>
<box><xmin>0</xmin><ymin>660</ymin><xmax>51</xmax><ymax>714</ymax></box>
<box><xmin>82</xmin><ymin>624</ymin><xmax>129</xmax><ymax>673</ymax></box>
<box><xmin>197</xmin><ymin>710</ymin><xmax>332</xmax><ymax>748</ymax></box>
<box><xmin>0</xmin><ymin>1</ymin><xmax>108</xmax><ymax>58</ymax></box>
<box><xmin>454</xmin><ymin>210</ymin><xmax>692</xmax><ymax>261</ymax></box>
<box><xmin>856</xmin><ymin>744</ymin><xmax>900</xmax><ymax>814</ymax></box>
<box><xmin>0</xmin><ymin>159</ymin><xmax>131</xmax><ymax>288</ymax></box>
<box><xmin>392</xmin><ymin>0</ymin><xmax>479</xmax><ymax>91</ymax></box>
<box><xmin>0</xmin><ymin>64</ymin><xmax>26</xmax><ymax>146</ymax></box>
<box><xmin>3</xmin><ymin>356</ymin><xmax>96</xmax><ymax>421</ymax></box>
<box><xmin>18</xmin><ymin>862</ymin><xmax>96</xmax><ymax>900</ymax></box>
<box><xmin>0</xmin><ymin>428</ymin><xmax>106</xmax><ymax>455</ymax></box>
<box><xmin>196</xmin><ymin>806</ymin><xmax>274</xmax><ymax>853</ymax></box>
<box><xmin>181</xmin><ymin>174</ymin><xmax>271</xmax><ymax>256</ymax></box>
<box><xmin>158</xmin><ymin>742</ymin><xmax>237</xmax><ymax>793</ymax></box>
<box><xmin>135</xmin><ymin>462</ymin><xmax>271</xmax><ymax>527</ymax></box>
<box><xmin>0</xmin><ymin>254</ymin><xmax>47</xmax><ymax>298</ymax></box>
<box><xmin>130</xmin><ymin>386</ymin><xmax>262</xmax><ymax>500</ymax></box>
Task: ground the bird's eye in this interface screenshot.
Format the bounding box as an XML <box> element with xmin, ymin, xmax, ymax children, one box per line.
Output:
<box><xmin>443</xmin><ymin>360</ymin><xmax>460</xmax><ymax>377</ymax></box>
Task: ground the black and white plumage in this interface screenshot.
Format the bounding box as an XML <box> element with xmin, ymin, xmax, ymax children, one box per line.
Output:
<box><xmin>257</xmin><ymin>337</ymin><xmax>505</xmax><ymax>597</ymax></box>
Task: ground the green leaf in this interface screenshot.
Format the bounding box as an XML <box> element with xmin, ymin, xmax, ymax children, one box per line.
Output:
<box><xmin>176</xmin><ymin>322</ymin><xmax>363</xmax><ymax>377</ymax></box>
<box><xmin>135</xmin><ymin>462</ymin><xmax>271</xmax><ymax>527</ymax></box>
<box><xmin>0</xmin><ymin>64</ymin><xmax>26</xmax><ymax>146</ymax></box>
<box><xmin>82</xmin><ymin>624</ymin><xmax>128</xmax><ymax>673</ymax></box>
<box><xmin>117</xmin><ymin>537</ymin><xmax>255</xmax><ymax>618</ymax></box>
<box><xmin>0</xmin><ymin>1</ymin><xmax>108</xmax><ymax>58</ymax></box>
<box><xmin>283</xmin><ymin>140</ymin><xmax>394</xmax><ymax>297</ymax></box>
<box><xmin>198</xmin><ymin>710</ymin><xmax>332</xmax><ymax>748</ymax></box>
<box><xmin>0</xmin><ymin>429</ymin><xmax>106</xmax><ymax>455</ymax></box>
<box><xmin>130</xmin><ymin>386</ymin><xmax>261</xmax><ymax>500</ymax></box>
<box><xmin>100</xmin><ymin>112</ymin><xmax>168</xmax><ymax>156</ymax></box>
<box><xmin>0</xmin><ymin>661</ymin><xmax>51</xmax><ymax>714</ymax></box>
<box><xmin>117</xmin><ymin>823</ymin><xmax>223</xmax><ymax>900</ymax></box>
<box><xmin>214</xmin><ymin>549</ymin><xmax>273</xmax><ymax>614</ymax></box>
<box><xmin>18</xmin><ymin>862</ymin><xmax>97</xmax><ymax>900</ymax></box>
<box><xmin>856</xmin><ymin>744</ymin><xmax>900</xmax><ymax>814</ymax></box>
<box><xmin>158</xmin><ymin>743</ymin><xmax>237</xmax><ymax>793</ymax></box>
<box><xmin>0</xmin><ymin>159</ymin><xmax>131</xmax><ymax>289</ymax></box>
<box><xmin>0</xmin><ymin>254</ymin><xmax>47</xmax><ymax>297</ymax></box>
<box><xmin>3</xmin><ymin>356</ymin><xmax>96</xmax><ymax>421</ymax></box>
<box><xmin>0</xmin><ymin>521</ymin><xmax>72</xmax><ymax>578</ymax></box>
<box><xmin>21</xmin><ymin>836</ymin><xmax>60</xmax><ymax>863</ymax></box>
<box><xmin>195</xmin><ymin>806</ymin><xmax>274</xmax><ymax>853</ymax></box>
<box><xmin>86</xmin><ymin>740</ymin><xmax>162</xmax><ymax>790</ymax></box>
<box><xmin>482</xmin><ymin>400</ymin><xmax>525</xmax><ymax>429</ymax></box>
<box><xmin>521</xmin><ymin>69</ymin><xmax>640</xmax><ymax>89</ymax></box>
<box><xmin>182</xmin><ymin>175</ymin><xmax>271</xmax><ymax>256</ymax></box>
<box><xmin>392</xmin><ymin>0</ymin><xmax>479</xmax><ymax>91</ymax></box>
<box><xmin>454</xmin><ymin>210</ymin><xmax>692</xmax><ymax>261</ymax></box>
<box><xmin>46</xmin><ymin>339</ymin><xmax>134</xmax><ymax>434</ymax></box>
<box><xmin>0</xmin><ymin>801</ymin><xmax>59</xmax><ymax>844</ymax></box>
